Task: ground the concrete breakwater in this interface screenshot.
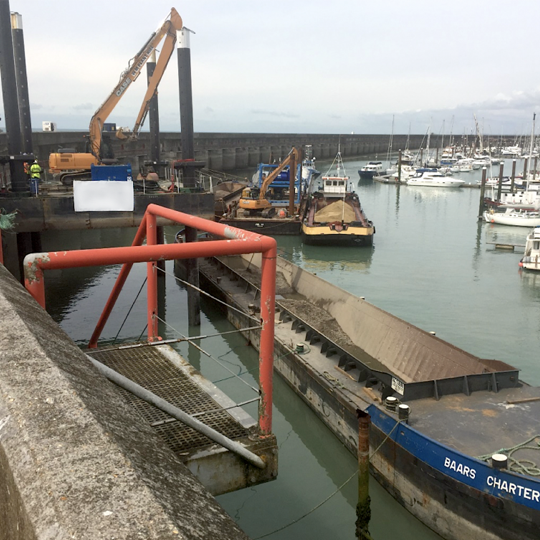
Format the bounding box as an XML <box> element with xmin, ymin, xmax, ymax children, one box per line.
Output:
<box><xmin>0</xmin><ymin>132</ymin><xmax>427</xmax><ymax>173</ymax></box>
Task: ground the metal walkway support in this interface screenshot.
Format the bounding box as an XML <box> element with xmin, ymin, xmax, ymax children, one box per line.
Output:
<box><xmin>88</xmin><ymin>355</ymin><xmax>265</xmax><ymax>469</ymax></box>
<box><xmin>23</xmin><ymin>203</ymin><xmax>277</xmax><ymax>435</ymax></box>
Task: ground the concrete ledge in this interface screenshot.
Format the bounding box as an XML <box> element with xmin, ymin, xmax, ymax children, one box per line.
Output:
<box><xmin>0</xmin><ymin>264</ymin><xmax>249</xmax><ymax>540</ymax></box>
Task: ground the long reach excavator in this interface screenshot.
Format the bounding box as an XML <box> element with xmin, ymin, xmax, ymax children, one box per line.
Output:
<box><xmin>49</xmin><ymin>8</ymin><xmax>183</xmax><ymax>185</ymax></box>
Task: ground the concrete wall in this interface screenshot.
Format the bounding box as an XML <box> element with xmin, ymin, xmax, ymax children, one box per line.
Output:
<box><xmin>0</xmin><ymin>264</ymin><xmax>250</xmax><ymax>540</ymax></box>
<box><xmin>0</xmin><ymin>131</ymin><xmax>431</xmax><ymax>174</ymax></box>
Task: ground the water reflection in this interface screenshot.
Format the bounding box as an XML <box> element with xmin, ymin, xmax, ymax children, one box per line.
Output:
<box><xmin>277</xmin><ymin>236</ymin><xmax>373</xmax><ymax>274</ymax></box>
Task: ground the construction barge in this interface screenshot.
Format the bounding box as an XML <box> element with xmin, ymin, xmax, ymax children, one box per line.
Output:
<box><xmin>194</xmin><ymin>253</ymin><xmax>540</xmax><ymax>540</ymax></box>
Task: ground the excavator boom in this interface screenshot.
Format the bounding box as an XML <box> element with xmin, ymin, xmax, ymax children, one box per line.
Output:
<box><xmin>89</xmin><ymin>8</ymin><xmax>183</xmax><ymax>158</ymax></box>
<box><xmin>49</xmin><ymin>8</ymin><xmax>183</xmax><ymax>182</ymax></box>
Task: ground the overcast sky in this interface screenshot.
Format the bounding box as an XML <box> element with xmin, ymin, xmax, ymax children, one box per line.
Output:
<box><xmin>2</xmin><ymin>0</ymin><xmax>540</xmax><ymax>136</ymax></box>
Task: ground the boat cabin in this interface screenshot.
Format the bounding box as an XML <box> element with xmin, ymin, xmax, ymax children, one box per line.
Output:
<box><xmin>321</xmin><ymin>176</ymin><xmax>349</xmax><ymax>195</ymax></box>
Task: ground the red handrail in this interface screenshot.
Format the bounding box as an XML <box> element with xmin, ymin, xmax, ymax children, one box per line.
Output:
<box><xmin>23</xmin><ymin>204</ymin><xmax>277</xmax><ymax>435</ymax></box>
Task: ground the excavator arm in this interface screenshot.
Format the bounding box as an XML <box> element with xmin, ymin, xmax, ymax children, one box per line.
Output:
<box><xmin>239</xmin><ymin>147</ymin><xmax>299</xmax><ymax>211</ymax></box>
<box><xmin>88</xmin><ymin>8</ymin><xmax>183</xmax><ymax>159</ymax></box>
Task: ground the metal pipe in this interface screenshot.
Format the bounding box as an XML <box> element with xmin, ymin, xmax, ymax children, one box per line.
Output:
<box><xmin>24</xmin><ymin>240</ymin><xmax>271</xmax><ymax>307</ymax></box>
<box><xmin>87</xmin><ymin>356</ymin><xmax>266</xmax><ymax>469</ymax></box>
<box><xmin>259</xmin><ymin>242</ymin><xmax>276</xmax><ymax>435</ymax></box>
<box><xmin>146</xmin><ymin>212</ymin><xmax>158</xmax><ymax>341</ymax></box>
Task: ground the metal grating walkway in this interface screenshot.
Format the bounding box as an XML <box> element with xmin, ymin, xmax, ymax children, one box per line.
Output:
<box><xmin>88</xmin><ymin>344</ymin><xmax>253</xmax><ymax>456</ymax></box>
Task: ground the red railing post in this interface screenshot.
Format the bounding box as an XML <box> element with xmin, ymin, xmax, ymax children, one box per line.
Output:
<box><xmin>259</xmin><ymin>242</ymin><xmax>277</xmax><ymax>435</ymax></box>
<box><xmin>23</xmin><ymin>204</ymin><xmax>278</xmax><ymax>435</ymax></box>
<box><xmin>146</xmin><ymin>212</ymin><xmax>159</xmax><ymax>341</ymax></box>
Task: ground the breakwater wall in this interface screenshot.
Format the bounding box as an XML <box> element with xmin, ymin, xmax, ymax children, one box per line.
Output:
<box><xmin>0</xmin><ymin>132</ymin><xmax>429</xmax><ymax>173</ymax></box>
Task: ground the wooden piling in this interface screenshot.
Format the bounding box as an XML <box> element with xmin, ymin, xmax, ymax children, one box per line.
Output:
<box><xmin>397</xmin><ymin>149</ymin><xmax>402</xmax><ymax>184</ymax></box>
<box><xmin>356</xmin><ymin>409</ymin><xmax>371</xmax><ymax>540</ymax></box>
<box><xmin>478</xmin><ymin>167</ymin><xmax>487</xmax><ymax>219</ymax></box>
<box><xmin>496</xmin><ymin>162</ymin><xmax>504</xmax><ymax>201</ymax></box>
<box><xmin>511</xmin><ymin>159</ymin><xmax>517</xmax><ymax>193</ymax></box>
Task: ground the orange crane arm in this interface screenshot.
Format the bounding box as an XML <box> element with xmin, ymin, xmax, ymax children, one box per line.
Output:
<box><xmin>88</xmin><ymin>8</ymin><xmax>183</xmax><ymax>158</ymax></box>
<box><xmin>258</xmin><ymin>147</ymin><xmax>299</xmax><ymax>201</ymax></box>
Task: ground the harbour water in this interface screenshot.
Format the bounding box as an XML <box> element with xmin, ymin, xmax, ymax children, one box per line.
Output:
<box><xmin>40</xmin><ymin>154</ymin><xmax>539</xmax><ymax>540</ymax></box>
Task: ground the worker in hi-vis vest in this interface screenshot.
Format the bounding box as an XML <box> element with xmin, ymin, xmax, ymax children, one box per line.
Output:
<box><xmin>29</xmin><ymin>160</ymin><xmax>42</xmax><ymax>196</ymax></box>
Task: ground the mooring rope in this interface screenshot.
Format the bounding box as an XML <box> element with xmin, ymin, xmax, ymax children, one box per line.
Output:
<box><xmin>252</xmin><ymin>469</ymin><xmax>358</xmax><ymax>540</ymax></box>
<box><xmin>476</xmin><ymin>435</ymin><xmax>540</xmax><ymax>476</ymax></box>
<box><xmin>112</xmin><ymin>276</ymin><xmax>147</xmax><ymax>345</ymax></box>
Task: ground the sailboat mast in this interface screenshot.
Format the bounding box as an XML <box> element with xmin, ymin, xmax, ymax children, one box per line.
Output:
<box><xmin>527</xmin><ymin>113</ymin><xmax>536</xmax><ymax>189</ymax></box>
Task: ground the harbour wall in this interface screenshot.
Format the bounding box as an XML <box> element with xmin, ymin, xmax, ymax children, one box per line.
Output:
<box><xmin>0</xmin><ymin>264</ymin><xmax>250</xmax><ymax>540</ymax></box>
<box><xmin>0</xmin><ymin>132</ymin><xmax>429</xmax><ymax>173</ymax></box>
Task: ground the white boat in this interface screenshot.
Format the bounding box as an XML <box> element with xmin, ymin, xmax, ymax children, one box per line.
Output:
<box><xmin>455</xmin><ymin>158</ymin><xmax>474</xmax><ymax>172</ymax></box>
<box><xmin>406</xmin><ymin>169</ymin><xmax>465</xmax><ymax>188</ymax></box>
<box><xmin>520</xmin><ymin>226</ymin><xmax>540</xmax><ymax>271</ymax></box>
<box><xmin>483</xmin><ymin>208</ymin><xmax>540</xmax><ymax>227</ymax></box>
<box><xmin>386</xmin><ymin>164</ymin><xmax>417</xmax><ymax>183</ymax></box>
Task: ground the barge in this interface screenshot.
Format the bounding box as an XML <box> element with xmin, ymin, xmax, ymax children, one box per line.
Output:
<box><xmin>196</xmin><ymin>253</ymin><xmax>540</xmax><ymax>540</ymax></box>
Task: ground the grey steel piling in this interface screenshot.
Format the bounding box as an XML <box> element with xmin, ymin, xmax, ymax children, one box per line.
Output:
<box><xmin>11</xmin><ymin>12</ymin><xmax>32</xmax><ymax>155</ymax></box>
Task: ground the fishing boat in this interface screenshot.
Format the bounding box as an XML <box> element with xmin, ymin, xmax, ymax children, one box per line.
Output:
<box><xmin>520</xmin><ymin>226</ymin><xmax>540</xmax><ymax>271</ymax></box>
<box><xmin>358</xmin><ymin>161</ymin><xmax>383</xmax><ymax>179</ymax></box>
<box><xmin>201</xmin><ymin>252</ymin><xmax>540</xmax><ymax>540</ymax></box>
<box><xmin>483</xmin><ymin>208</ymin><xmax>540</xmax><ymax>227</ymax></box>
<box><xmin>301</xmin><ymin>151</ymin><xmax>374</xmax><ymax>246</ymax></box>
<box><xmin>406</xmin><ymin>169</ymin><xmax>465</xmax><ymax>188</ymax></box>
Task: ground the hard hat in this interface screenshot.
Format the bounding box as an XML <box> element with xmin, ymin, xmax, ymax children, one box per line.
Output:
<box><xmin>34</xmin><ymin>159</ymin><xmax>38</xmax><ymax>163</ymax></box>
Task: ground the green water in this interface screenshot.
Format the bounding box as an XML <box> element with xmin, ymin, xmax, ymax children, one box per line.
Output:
<box><xmin>41</xmin><ymin>155</ymin><xmax>539</xmax><ymax>540</ymax></box>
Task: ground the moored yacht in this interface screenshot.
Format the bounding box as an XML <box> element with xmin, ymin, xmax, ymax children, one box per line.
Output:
<box><xmin>358</xmin><ymin>161</ymin><xmax>383</xmax><ymax>179</ymax></box>
<box><xmin>520</xmin><ymin>226</ymin><xmax>540</xmax><ymax>270</ymax></box>
<box><xmin>406</xmin><ymin>169</ymin><xmax>465</xmax><ymax>188</ymax></box>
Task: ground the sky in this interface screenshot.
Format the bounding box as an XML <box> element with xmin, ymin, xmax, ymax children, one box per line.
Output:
<box><xmin>2</xmin><ymin>0</ymin><xmax>540</xmax><ymax>137</ymax></box>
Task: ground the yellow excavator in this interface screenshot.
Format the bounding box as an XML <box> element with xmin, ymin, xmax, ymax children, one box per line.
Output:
<box><xmin>238</xmin><ymin>147</ymin><xmax>299</xmax><ymax>215</ymax></box>
<box><xmin>49</xmin><ymin>8</ymin><xmax>183</xmax><ymax>184</ymax></box>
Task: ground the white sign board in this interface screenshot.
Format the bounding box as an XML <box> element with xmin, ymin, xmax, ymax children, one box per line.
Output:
<box><xmin>73</xmin><ymin>180</ymin><xmax>134</xmax><ymax>212</ymax></box>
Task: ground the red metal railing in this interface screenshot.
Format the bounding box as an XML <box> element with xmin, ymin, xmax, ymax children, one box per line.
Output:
<box><xmin>23</xmin><ymin>204</ymin><xmax>277</xmax><ymax>434</ymax></box>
